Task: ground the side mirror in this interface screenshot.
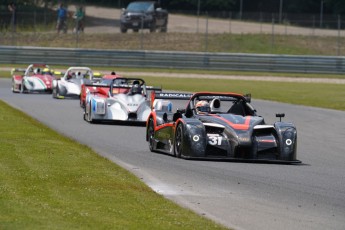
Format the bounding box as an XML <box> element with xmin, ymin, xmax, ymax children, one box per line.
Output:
<box><xmin>173</xmin><ymin>112</ymin><xmax>182</xmax><ymax>122</ymax></box>
<box><xmin>276</xmin><ymin>113</ymin><xmax>285</xmax><ymax>122</ymax></box>
<box><xmin>244</xmin><ymin>93</ymin><xmax>251</xmax><ymax>103</ymax></box>
<box><xmin>176</xmin><ymin>108</ymin><xmax>185</xmax><ymax>114</ymax></box>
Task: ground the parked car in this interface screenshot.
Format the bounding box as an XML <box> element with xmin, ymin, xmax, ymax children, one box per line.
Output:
<box><xmin>120</xmin><ymin>1</ymin><xmax>168</xmax><ymax>33</ymax></box>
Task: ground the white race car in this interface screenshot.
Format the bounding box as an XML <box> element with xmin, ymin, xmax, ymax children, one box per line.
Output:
<box><xmin>83</xmin><ymin>78</ymin><xmax>168</xmax><ymax>125</ymax></box>
<box><xmin>52</xmin><ymin>67</ymin><xmax>99</xmax><ymax>99</ymax></box>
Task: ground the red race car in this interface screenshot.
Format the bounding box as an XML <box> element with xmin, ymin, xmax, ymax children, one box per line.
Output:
<box><xmin>11</xmin><ymin>64</ymin><xmax>56</xmax><ymax>94</ymax></box>
<box><xmin>79</xmin><ymin>72</ymin><xmax>129</xmax><ymax>108</ymax></box>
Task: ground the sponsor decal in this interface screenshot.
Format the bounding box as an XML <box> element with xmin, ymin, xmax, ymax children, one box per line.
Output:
<box><xmin>207</xmin><ymin>133</ymin><xmax>222</xmax><ymax>145</ymax></box>
<box><xmin>193</xmin><ymin>135</ymin><xmax>200</xmax><ymax>142</ymax></box>
<box><xmin>286</xmin><ymin>139</ymin><xmax>292</xmax><ymax>146</ymax></box>
<box><xmin>158</xmin><ymin>93</ymin><xmax>192</xmax><ymax>98</ymax></box>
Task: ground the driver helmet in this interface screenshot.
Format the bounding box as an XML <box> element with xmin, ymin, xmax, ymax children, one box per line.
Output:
<box><xmin>131</xmin><ymin>84</ymin><xmax>142</xmax><ymax>95</ymax></box>
<box><xmin>67</xmin><ymin>72</ymin><xmax>74</xmax><ymax>79</ymax></box>
<box><xmin>34</xmin><ymin>68</ymin><xmax>41</xmax><ymax>74</ymax></box>
<box><xmin>196</xmin><ymin>100</ymin><xmax>210</xmax><ymax>114</ymax></box>
<box><xmin>42</xmin><ymin>68</ymin><xmax>50</xmax><ymax>74</ymax></box>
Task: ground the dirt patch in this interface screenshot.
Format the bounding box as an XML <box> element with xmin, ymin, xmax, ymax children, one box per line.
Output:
<box><xmin>79</xmin><ymin>5</ymin><xmax>340</xmax><ymax>37</ymax></box>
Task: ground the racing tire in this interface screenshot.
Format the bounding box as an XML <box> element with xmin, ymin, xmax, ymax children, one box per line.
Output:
<box><xmin>160</xmin><ymin>20</ymin><xmax>168</xmax><ymax>33</ymax></box>
<box><xmin>147</xmin><ymin>118</ymin><xmax>155</xmax><ymax>152</ymax></box>
<box><xmin>20</xmin><ymin>80</ymin><xmax>27</xmax><ymax>94</ymax></box>
<box><xmin>11</xmin><ymin>80</ymin><xmax>18</xmax><ymax>93</ymax></box>
<box><xmin>86</xmin><ymin>103</ymin><xmax>94</xmax><ymax>123</ymax></box>
<box><xmin>53</xmin><ymin>84</ymin><xmax>61</xmax><ymax>99</ymax></box>
<box><xmin>174</xmin><ymin>123</ymin><xmax>184</xmax><ymax>158</ymax></box>
<box><xmin>79</xmin><ymin>95</ymin><xmax>85</xmax><ymax>108</ymax></box>
<box><xmin>120</xmin><ymin>26</ymin><xmax>127</xmax><ymax>33</ymax></box>
<box><xmin>52</xmin><ymin>87</ymin><xmax>57</xmax><ymax>98</ymax></box>
<box><xmin>149</xmin><ymin>21</ymin><xmax>156</xmax><ymax>33</ymax></box>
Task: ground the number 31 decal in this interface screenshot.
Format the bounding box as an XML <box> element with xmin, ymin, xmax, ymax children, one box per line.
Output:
<box><xmin>208</xmin><ymin>135</ymin><xmax>222</xmax><ymax>145</ymax></box>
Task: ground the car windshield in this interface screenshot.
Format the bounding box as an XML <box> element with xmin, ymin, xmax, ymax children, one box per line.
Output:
<box><xmin>127</xmin><ymin>2</ymin><xmax>154</xmax><ymax>12</ymax></box>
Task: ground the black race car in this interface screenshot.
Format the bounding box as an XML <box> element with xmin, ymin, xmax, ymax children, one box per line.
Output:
<box><xmin>146</xmin><ymin>92</ymin><xmax>300</xmax><ymax>163</ymax></box>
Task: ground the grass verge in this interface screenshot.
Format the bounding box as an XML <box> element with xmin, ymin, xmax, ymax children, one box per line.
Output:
<box><xmin>1</xmin><ymin>33</ymin><xmax>344</xmax><ymax>56</ymax></box>
<box><xmin>2</xmin><ymin>68</ymin><xmax>345</xmax><ymax>80</ymax></box>
<box><xmin>0</xmin><ymin>100</ymin><xmax>227</xmax><ymax>229</ymax></box>
<box><xmin>141</xmin><ymin>76</ymin><xmax>345</xmax><ymax>111</ymax></box>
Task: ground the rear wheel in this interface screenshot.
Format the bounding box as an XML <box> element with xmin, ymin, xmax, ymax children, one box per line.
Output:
<box><xmin>147</xmin><ymin>118</ymin><xmax>155</xmax><ymax>152</ymax></box>
<box><xmin>86</xmin><ymin>103</ymin><xmax>93</xmax><ymax>123</ymax></box>
<box><xmin>174</xmin><ymin>123</ymin><xmax>184</xmax><ymax>158</ymax></box>
<box><xmin>160</xmin><ymin>20</ymin><xmax>168</xmax><ymax>32</ymax></box>
<box><xmin>149</xmin><ymin>21</ymin><xmax>156</xmax><ymax>33</ymax></box>
<box><xmin>120</xmin><ymin>26</ymin><xmax>127</xmax><ymax>33</ymax></box>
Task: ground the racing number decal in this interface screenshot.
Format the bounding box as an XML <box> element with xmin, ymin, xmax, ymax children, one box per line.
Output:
<box><xmin>208</xmin><ymin>134</ymin><xmax>222</xmax><ymax>145</ymax></box>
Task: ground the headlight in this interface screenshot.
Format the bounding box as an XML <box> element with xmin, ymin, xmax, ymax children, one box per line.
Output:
<box><xmin>237</xmin><ymin>133</ymin><xmax>251</xmax><ymax>143</ymax></box>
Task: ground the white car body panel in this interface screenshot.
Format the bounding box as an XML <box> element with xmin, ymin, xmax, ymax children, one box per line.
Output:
<box><xmin>22</xmin><ymin>76</ymin><xmax>50</xmax><ymax>91</ymax></box>
<box><xmin>88</xmin><ymin>93</ymin><xmax>151</xmax><ymax>122</ymax></box>
<box><xmin>52</xmin><ymin>67</ymin><xmax>94</xmax><ymax>99</ymax></box>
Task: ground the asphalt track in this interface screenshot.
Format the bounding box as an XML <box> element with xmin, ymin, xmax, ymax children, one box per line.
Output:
<box><xmin>1</xmin><ymin>78</ymin><xmax>345</xmax><ymax>230</ymax></box>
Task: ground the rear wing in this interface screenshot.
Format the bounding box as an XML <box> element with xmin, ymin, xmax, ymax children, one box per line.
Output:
<box><xmin>84</xmin><ymin>82</ymin><xmax>109</xmax><ymax>88</ymax></box>
<box><xmin>196</xmin><ymin>94</ymin><xmax>251</xmax><ymax>103</ymax></box>
<box><xmin>150</xmin><ymin>91</ymin><xmax>193</xmax><ymax>110</ymax></box>
<box><xmin>11</xmin><ymin>68</ymin><xmax>26</xmax><ymax>75</ymax></box>
<box><xmin>92</xmin><ymin>72</ymin><xmax>103</xmax><ymax>82</ymax></box>
<box><xmin>154</xmin><ymin>92</ymin><xmax>193</xmax><ymax>100</ymax></box>
<box><xmin>153</xmin><ymin>91</ymin><xmax>251</xmax><ymax>102</ymax></box>
<box><xmin>151</xmin><ymin>92</ymin><xmax>252</xmax><ymax>109</ymax></box>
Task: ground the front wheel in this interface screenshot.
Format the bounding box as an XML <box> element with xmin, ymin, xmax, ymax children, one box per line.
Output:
<box><xmin>147</xmin><ymin>118</ymin><xmax>155</xmax><ymax>152</ymax></box>
<box><xmin>52</xmin><ymin>85</ymin><xmax>59</xmax><ymax>98</ymax></box>
<box><xmin>160</xmin><ymin>20</ymin><xmax>168</xmax><ymax>32</ymax></box>
<box><xmin>80</xmin><ymin>95</ymin><xmax>85</xmax><ymax>108</ymax></box>
<box><xmin>11</xmin><ymin>80</ymin><xmax>18</xmax><ymax>93</ymax></box>
<box><xmin>20</xmin><ymin>80</ymin><xmax>27</xmax><ymax>93</ymax></box>
<box><xmin>174</xmin><ymin>123</ymin><xmax>184</xmax><ymax>158</ymax></box>
<box><xmin>149</xmin><ymin>22</ymin><xmax>156</xmax><ymax>33</ymax></box>
<box><xmin>85</xmin><ymin>103</ymin><xmax>93</xmax><ymax>123</ymax></box>
<box><xmin>120</xmin><ymin>26</ymin><xmax>127</xmax><ymax>33</ymax></box>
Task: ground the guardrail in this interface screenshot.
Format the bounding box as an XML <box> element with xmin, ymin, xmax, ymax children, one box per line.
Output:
<box><xmin>1</xmin><ymin>46</ymin><xmax>344</xmax><ymax>74</ymax></box>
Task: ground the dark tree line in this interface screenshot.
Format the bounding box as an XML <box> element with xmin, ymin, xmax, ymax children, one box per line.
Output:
<box><xmin>133</xmin><ymin>0</ymin><xmax>343</xmax><ymax>15</ymax></box>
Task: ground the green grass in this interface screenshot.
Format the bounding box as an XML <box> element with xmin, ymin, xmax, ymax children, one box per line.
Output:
<box><xmin>1</xmin><ymin>32</ymin><xmax>344</xmax><ymax>56</ymax></box>
<box><xmin>140</xmin><ymin>76</ymin><xmax>345</xmax><ymax>111</ymax></box>
<box><xmin>2</xmin><ymin>67</ymin><xmax>345</xmax><ymax>79</ymax></box>
<box><xmin>0</xmin><ymin>101</ymin><xmax>227</xmax><ymax>229</ymax></box>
